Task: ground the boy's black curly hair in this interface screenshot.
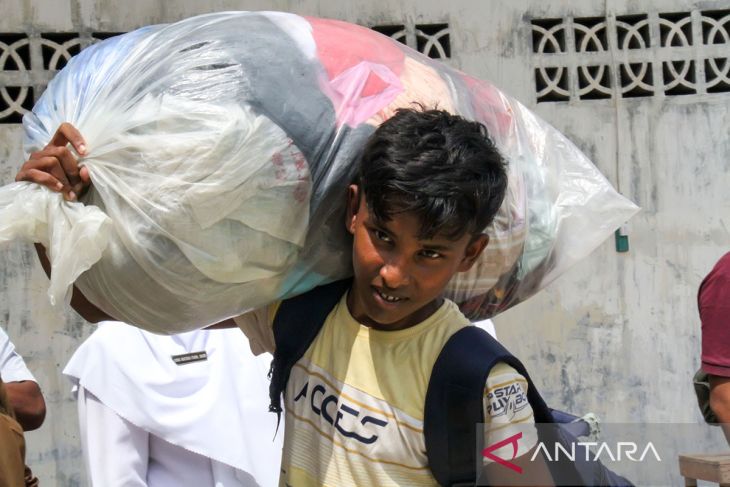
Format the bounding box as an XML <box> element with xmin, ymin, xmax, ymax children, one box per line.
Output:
<box><xmin>357</xmin><ymin>107</ymin><xmax>508</xmax><ymax>240</ymax></box>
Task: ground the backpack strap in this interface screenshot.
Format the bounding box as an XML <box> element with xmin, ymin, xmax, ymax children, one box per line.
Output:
<box><xmin>424</xmin><ymin>326</ymin><xmax>554</xmax><ymax>487</ymax></box>
<box><xmin>268</xmin><ymin>279</ymin><xmax>352</xmax><ymax>425</ymax></box>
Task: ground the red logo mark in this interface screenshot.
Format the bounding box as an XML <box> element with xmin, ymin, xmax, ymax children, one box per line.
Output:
<box><xmin>482</xmin><ymin>432</ymin><xmax>523</xmax><ymax>474</ymax></box>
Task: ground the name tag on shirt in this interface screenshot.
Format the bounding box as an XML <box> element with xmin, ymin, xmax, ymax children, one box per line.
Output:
<box><xmin>171</xmin><ymin>351</ymin><xmax>208</xmax><ymax>365</ymax></box>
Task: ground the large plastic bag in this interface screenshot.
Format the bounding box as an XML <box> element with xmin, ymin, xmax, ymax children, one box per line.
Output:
<box><xmin>0</xmin><ymin>12</ymin><xmax>639</xmax><ymax>333</ymax></box>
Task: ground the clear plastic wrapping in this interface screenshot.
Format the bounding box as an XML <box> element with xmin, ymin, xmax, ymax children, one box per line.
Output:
<box><xmin>0</xmin><ymin>12</ymin><xmax>639</xmax><ymax>332</ymax></box>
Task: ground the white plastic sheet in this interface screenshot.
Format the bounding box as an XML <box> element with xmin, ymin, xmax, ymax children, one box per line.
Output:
<box><xmin>0</xmin><ymin>12</ymin><xmax>639</xmax><ymax>332</ymax></box>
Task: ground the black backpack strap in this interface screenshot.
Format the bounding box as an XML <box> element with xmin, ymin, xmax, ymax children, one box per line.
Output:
<box><xmin>268</xmin><ymin>279</ymin><xmax>352</xmax><ymax>425</ymax></box>
<box><xmin>424</xmin><ymin>326</ymin><xmax>555</xmax><ymax>487</ymax></box>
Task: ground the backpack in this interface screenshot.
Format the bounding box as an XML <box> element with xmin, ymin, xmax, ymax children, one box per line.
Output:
<box><xmin>267</xmin><ymin>279</ymin><xmax>633</xmax><ymax>486</ymax></box>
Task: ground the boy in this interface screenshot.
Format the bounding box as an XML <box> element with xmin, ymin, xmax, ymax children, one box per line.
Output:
<box><xmin>17</xmin><ymin>109</ymin><xmax>552</xmax><ymax>486</ymax></box>
<box><xmin>237</xmin><ymin>108</ymin><xmax>551</xmax><ymax>486</ymax></box>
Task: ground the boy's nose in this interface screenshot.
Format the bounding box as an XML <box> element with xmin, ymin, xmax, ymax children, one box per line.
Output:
<box><xmin>379</xmin><ymin>260</ymin><xmax>411</xmax><ymax>288</ymax></box>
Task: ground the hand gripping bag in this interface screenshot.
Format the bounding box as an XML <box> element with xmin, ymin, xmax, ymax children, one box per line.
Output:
<box><xmin>0</xmin><ymin>12</ymin><xmax>639</xmax><ymax>332</ymax></box>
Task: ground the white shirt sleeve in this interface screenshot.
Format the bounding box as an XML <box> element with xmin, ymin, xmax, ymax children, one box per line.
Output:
<box><xmin>0</xmin><ymin>327</ymin><xmax>36</xmax><ymax>383</ymax></box>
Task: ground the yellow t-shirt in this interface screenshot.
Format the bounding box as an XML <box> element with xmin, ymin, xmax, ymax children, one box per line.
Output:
<box><xmin>235</xmin><ymin>294</ymin><xmax>536</xmax><ymax>487</ymax></box>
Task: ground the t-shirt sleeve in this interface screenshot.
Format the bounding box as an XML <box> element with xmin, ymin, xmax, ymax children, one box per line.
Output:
<box><xmin>233</xmin><ymin>302</ymin><xmax>280</xmax><ymax>355</ymax></box>
<box><xmin>0</xmin><ymin>327</ymin><xmax>35</xmax><ymax>383</ymax></box>
<box><xmin>482</xmin><ymin>362</ymin><xmax>538</xmax><ymax>464</ymax></box>
<box><xmin>699</xmin><ymin>253</ymin><xmax>730</xmax><ymax>377</ymax></box>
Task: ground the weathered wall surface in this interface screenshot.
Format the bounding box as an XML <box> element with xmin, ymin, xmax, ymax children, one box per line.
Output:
<box><xmin>1</xmin><ymin>0</ymin><xmax>729</xmax><ymax>484</ymax></box>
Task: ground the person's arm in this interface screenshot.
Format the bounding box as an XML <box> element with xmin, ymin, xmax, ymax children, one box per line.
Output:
<box><xmin>3</xmin><ymin>381</ymin><xmax>45</xmax><ymax>432</ymax></box>
<box><xmin>17</xmin><ymin>123</ymin><xmax>116</xmax><ymax>323</ymax></box>
<box><xmin>204</xmin><ymin>318</ymin><xmax>238</xmax><ymax>329</ymax></box>
<box><xmin>481</xmin><ymin>363</ymin><xmax>553</xmax><ymax>486</ymax></box>
<box><xmin>0</xmin><ymin>329</ymin><xmax>46</xmax><ymax>431</ymax></box>
<box><xmin>709</xmin><ymin>375</ymin><xmax>730</xmax><ymax>443</ymax></box>
<box><xmin>483</xmin><ymin>445</ymin><xmax>554</xmax><ymax>487</ymax></box>
<box><xmin>33</xmin><ymin>243</ymin><xmax>114</xmax><ymax>323</ymax></box>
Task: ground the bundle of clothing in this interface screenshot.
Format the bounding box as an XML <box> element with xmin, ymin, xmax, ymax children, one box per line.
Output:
<box><xmin>0</xmin><ymin>12</ymin><xmax>638</xmax><ymax>332</ymax></box>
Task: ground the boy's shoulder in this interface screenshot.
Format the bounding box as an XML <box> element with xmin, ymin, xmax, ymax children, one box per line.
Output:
<box><xmin>233</xmin><ymin>303</ymin><xmax>278</xmax><ymax>355</ymax></box>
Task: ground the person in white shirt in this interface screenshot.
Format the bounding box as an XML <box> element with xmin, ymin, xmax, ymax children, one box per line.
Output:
<box><xmin>64</xmin><ymin>322</ymin><xmax>283</xmax><ymax>487</ymax></box>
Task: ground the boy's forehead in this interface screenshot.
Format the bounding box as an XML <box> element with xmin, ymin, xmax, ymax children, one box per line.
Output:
<box><xmin>366</xmin><ymin>205</ymin><xmax>466</xmax><ymax>247</ymax></box>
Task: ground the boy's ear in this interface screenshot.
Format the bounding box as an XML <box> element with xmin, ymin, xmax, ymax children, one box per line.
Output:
<box><xmin>346</xmin><ymin>184</ymin><xmax>361</xmax><ymax>235</ymax></box>
<box><xmin>457</xmin><ymin>234</ymin><xmax>489</xmax><ymax>272</ymax></box>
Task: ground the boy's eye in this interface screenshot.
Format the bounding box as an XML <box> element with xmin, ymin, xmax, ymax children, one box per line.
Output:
<box><xmin>420</xmin><ymin>249</ymin><xmax>443</xmax><ymax>260</ymax></box>
<box><xmin>374</xmin><ymin>229</ymin><xmax>392</xmax><ymax>243</ymax></box>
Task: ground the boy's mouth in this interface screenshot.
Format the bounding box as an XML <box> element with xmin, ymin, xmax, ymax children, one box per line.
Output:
<box><xmin>374</xmin><ymin>287</ymin><xmax>407</xmax><ymax>303</ymax></box>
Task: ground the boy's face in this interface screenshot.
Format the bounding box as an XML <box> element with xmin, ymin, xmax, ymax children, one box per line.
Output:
<box><xmin>345</xmin><ymin>185</ymin><xmax>488</xmax><ymax>331</ymax></box>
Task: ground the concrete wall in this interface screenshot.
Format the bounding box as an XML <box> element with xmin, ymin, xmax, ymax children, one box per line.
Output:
<box><xmin>1</xmin><ymin>0</ymin><xmax>729</xmax><ymax>484</ymax></box>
